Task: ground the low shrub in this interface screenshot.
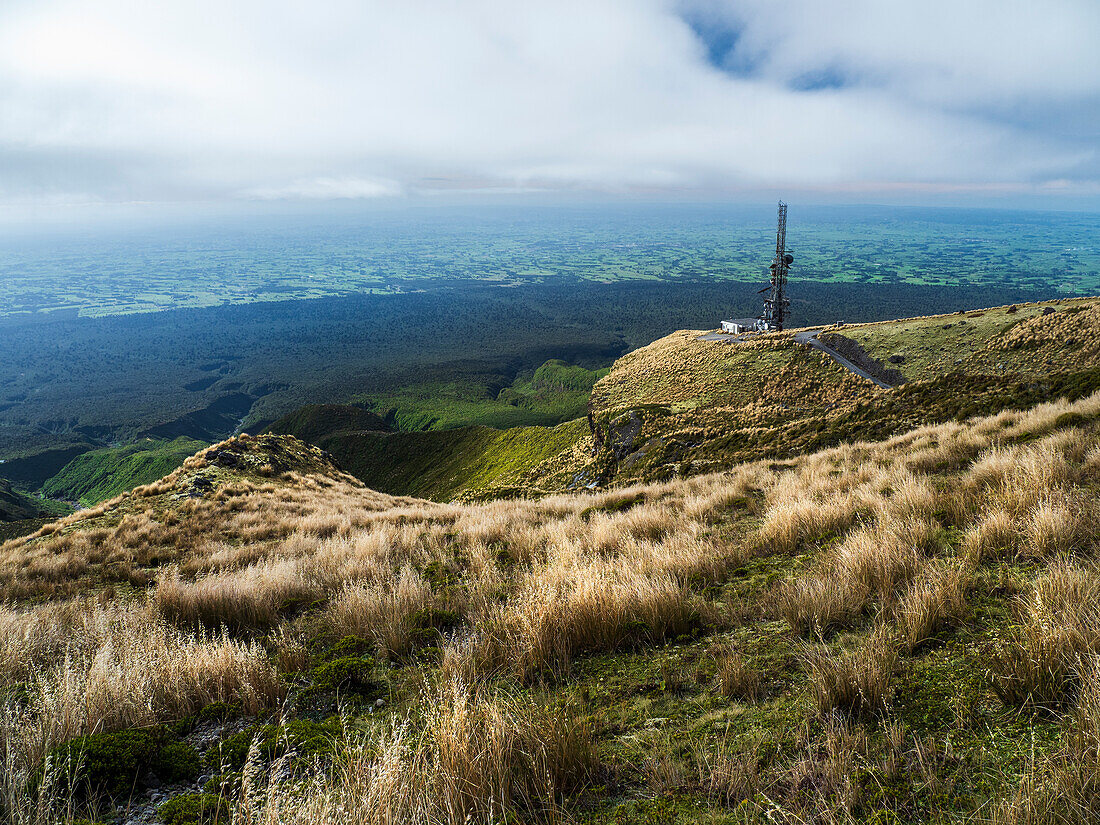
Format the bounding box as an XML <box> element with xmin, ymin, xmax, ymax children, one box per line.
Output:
<box><xmin>45</xmin><ymin>727</ymin><xmax>200</xmax><ymax>802</ymax></box>
<box><xmin>159</xmin><ymin>793</ymin><xmax>229</xmax><ymax>825</ymax></box>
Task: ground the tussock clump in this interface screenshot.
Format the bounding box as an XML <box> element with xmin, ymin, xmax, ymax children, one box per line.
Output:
<box><xmin>992</xmin><ymin>659</ymin><xmax>1100</xmax><ymax>824</ymax></box>
<box><xmin>991</xmin><ymin>561</ymin><xmax>1100</xmax><ymax>708</ymax></box>
<box><xmin>895</xmin><ymin>561</ymin><xmax>971</xmax><ymax>652</ymax></box>
<box><xmin>473</xmin><ymin>562</ymin><xmax>701</xmax><ymax>679</ymax></box>
<box><xmin>756</xmin><ymin>497</ymin><xmax>861</xmax><ymax>554</ymax></box>
<box><xmin>1026</xmin><ymin>498</ymin><xmax>1083</xmax><ymax>557</ymax></box>
<box><xmin>777</xmin><ymin>571</ymin><xmax>871</xmax><ymax>636</ymax></box>
<box><xmin>696</xmin><ymin>738</ymin><xmax>760</xmax><ymax>808</ymax></box>
<box><xmin>712</xmin><ymin>643</ymin><xmax>762</xmax><ymax>701</ymax></box>
<box><xmin>233</xmin><ymin>677</ymin><xmax>596</xmax><ymax>825</ymax></box>
<box><xmin>802</xmin><ymin>629</ymin><xmax>897</xmax><ymax>720</ymax></box>
<box><xmin>155</xmin><ymin>563</ymin><xmax>322</xmax><ymax>630</ymax></box>
<box><xmin>0</xmin><ymin>600</ymin><xmax>279</xmax><ymax>768</ymax></box>
<box><xmin>962</xmin><ymin>507</ymin><xmax>1018</xmax><ymax>561</ymax></box>
<box><xmin>325</xmin><ymin>565</ymin><xmax>446</xmax><ymax>658</ymax></box>
<box><xmin>778</xmin><ymin>524</ymin><xmax>928</xmax><ymax>635</ymax></box>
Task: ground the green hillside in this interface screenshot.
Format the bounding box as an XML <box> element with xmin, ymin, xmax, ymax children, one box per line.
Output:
<box><xmin>269</xmin><ymin>403</ymin><xmax>587</xmax><ymax>500</ymax></box>
<box><xmin>265</xmin><ymin>404</ymin><xmax>390</xmax><ymax>442</ymax></box>
<box><xmin>357</xmin><ymin>359</ymin><xmax>609</xmax><ymax>431</ymax></box>
<box><xmin>265</xmin><ymin>358</ymin><xmax>606</xmax><ymax>500</ymax></box>
<box><xmin>41</xmin><ymin>437</ymin><xmax>210</xmax><ymax>505</ymax></box>
<box><xmin>0</xmin><ymin>478</ymin><xmax>41</xmax><ymax>522</ymax></box>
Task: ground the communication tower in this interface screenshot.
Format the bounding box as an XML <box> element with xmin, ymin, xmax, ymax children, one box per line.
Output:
<box><xmin>758</xmin><ymin>202</ymin><xmax>793</xmax><ymax>331</ymax></box>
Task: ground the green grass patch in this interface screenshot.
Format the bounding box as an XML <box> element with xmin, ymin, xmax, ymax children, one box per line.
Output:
<box><xmin>41</xmin><ymin>437</ymin><xmax>209</xmax><ymax>505</ymax></box>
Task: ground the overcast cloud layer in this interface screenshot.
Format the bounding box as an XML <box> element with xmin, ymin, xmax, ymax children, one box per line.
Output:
<box><xmin>1</xmin><ymin>0</ymin><xmax>1097</xmax><ymax>209</ymax></box>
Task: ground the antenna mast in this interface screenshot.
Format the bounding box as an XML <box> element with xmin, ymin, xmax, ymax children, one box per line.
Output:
<box><xmin>760</xmin><ymin>201</ymin><xmax>792</xmax><ymax>331</ymax></box>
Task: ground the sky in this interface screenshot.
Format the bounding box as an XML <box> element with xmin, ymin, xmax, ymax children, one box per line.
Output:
<box><xmin>1</xmin><ymin>0</ymin><xmax>1098</xmax><ymax>216</ymax></box>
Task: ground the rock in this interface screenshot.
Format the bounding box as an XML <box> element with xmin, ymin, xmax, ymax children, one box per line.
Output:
<box><xmin>207</xmin><ymin>449</ymin><xmax>238</xmax><ymax>468</ymax></box>
<box><xmin>374</xmin><ymin>698</ymin><xmax>386</xmax><ymax>708</ymax></box>
<box><xmin>1043</xmin><ymin>306</ymin><xmax>1056</xmax><ymax>315</ymax></box>
<box><xmin>1007</xmin><ymin>305</ymin><xmax>1018</xmax><ymax>314</ymax></box>
<box><xmin>888</xmin><ymin>354</ymin><xmax>905</xmax><ymax>364</ymax></box>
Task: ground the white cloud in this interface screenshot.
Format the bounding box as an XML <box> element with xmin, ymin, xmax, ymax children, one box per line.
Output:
<box><xmin>242</xmin><ymin>177</ymin><xmax>402</xmax><ymax>200</ymax></box>
<box><xmin>0</xmin><ymin>0</ymin><xmax>1095</xmax><ymax>206</ymax></box>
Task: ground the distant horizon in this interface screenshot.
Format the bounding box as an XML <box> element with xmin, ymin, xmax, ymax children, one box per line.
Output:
<box><xmin>3</xmin><ymin>195</ymin><xmax>1100</xmax><ymax>237</ymax></box>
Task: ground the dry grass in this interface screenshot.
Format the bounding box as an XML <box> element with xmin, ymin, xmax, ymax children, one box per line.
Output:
<box><xmin>230</xmin><ymin>677</ymin><xmax>595</xmax><ymax>825</ymax></box>
<box><xmin>895</xmin><ymin>561</ymin><xmax>971</xmax><ymax>652</ymax></box>
<box><xmin>991</xmin><ymin>561</ymin><xmax>1100</xmax><ymax>708</ymax></box>
<box><xmin>155</xmin><ymin>562</ymin><xmax>323</xmax><ymax>630</ymax></box>
<box><xmin>325</xmin><ymin>566</ymin><xmax>441</xmax><ymax>658</ymax></box>
<box><xmin>991</xmin><ymin>658</ymin><xmax>1100</xmax><ymax>824</ymax></box>
<box><xmin>801</xmin><ymin>628</ymin><xmax>898</xmax><ymax>720</ymax></box>
<box><xmin>0</xmin><ymin>601</ymin><xmax>280</xmax><ymax>762</ymax></box>
<box><xmin>712</xmin><ymin>643</ymin><xmax>762</xmax><ymax>701</ymax></box>
<box><xmin>470</xmin><ymin>560</ymin><xmax>703</xmax><ymax>680</ymax></box>
<box><xmin>2</xmin><ymin>388</ymin><xmax>1100</xmax><ymax>820</ymax></box>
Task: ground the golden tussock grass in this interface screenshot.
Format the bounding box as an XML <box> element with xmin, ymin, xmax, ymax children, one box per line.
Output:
<box><xmin>0</xmin><ymin>598</ymin><xmax>280</xmax><ymax>809</ymax></box>
<box><xmin>801</xmin><ymin>628</ymin><xmax>898</xmax><ymax>721</ymax></box>
<box><xmin>155</xmin><ymin>561</ymin><xmax>322</xmax><ymax>631</ymax></box>
<box><xmin>894</xmin><ymin>560</ymin><xmax>971</xmax><ymax>652</ymax></box>
<box><xmin>711</xmin><ymin>642</ymin><xmax>762</xmax><ymax>701</ymax></box>
<box><xmin>325</xmin><ymin>566</ymin><xmax>441</xmax><ymax>658</ymax></box>
<box><xmin>990</xmin><ymin>659</ymin><xmax>1100</xmax><ymax>824</ymax></box>
<box><xmin>469</xmin><ymin>560</ymin><xmax>703</xmax><ymax>680</ymax></box>
<box><xmin>231</xmin><ymin>677</ymin><xmax>595</xmax><ymax>825</ymax></box>
<box><xmin>3</xmin><ymin>390</ymin><xmax>1100</xmax><ymax>820</ymax></box>
<box><xmin>991</xmin><ymin>560</ymin><xmax>1100</xmax><ymax>708</ymax></box>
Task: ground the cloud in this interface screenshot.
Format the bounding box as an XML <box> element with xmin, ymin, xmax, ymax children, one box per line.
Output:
<box><xmin>242</xmin><ymin>177</ymin><xmax>402</xmax><ymax>200</ymax></box>
<box><xmin>0</xmin><ymin>0</ymin><xmax>1096</xmax><ymax>207</ymax></box>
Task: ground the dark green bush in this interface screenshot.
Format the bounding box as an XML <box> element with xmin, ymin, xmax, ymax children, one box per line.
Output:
<box><xmin>308</xmin><ymin>655</ymin><xmax>380</xmax><ymax>693</ymax></box>
<box><xmin>206</xmin><ymin>719</ymin><xmax>341</xmax><ymax>772</ymax></box>
<box><xmin>46</xmin><ymin>727</ymin><xmax>200</xmax><ymax>801</ymax></box>
<box><xmin>158</xmin><ymin>793</ymin><xmax>229</xmax><ymax>825</ymax></box>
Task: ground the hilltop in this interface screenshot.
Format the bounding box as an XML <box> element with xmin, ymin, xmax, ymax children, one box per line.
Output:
<box><xmin>5</xmin><ymin>297</ymin><xmax>1100</xmax><ymax>825</ymax></box>
<box><xmin>568</xmin><ymin>297</ymin><xmax>1100</xmax><ymax>488</ymax></box>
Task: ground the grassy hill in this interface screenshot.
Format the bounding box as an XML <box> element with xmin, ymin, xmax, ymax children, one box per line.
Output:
<box><xmin>4</xmin><ymin>389</ymin><xmax>1100</xmax><ymax>823</ymax></box>
<box><xmin>41</xmin><ymin>437</ymin><xmax>210</xmax><ymax>506</ymax></box>
<box><xmin>556</xmin><ymin>298</ymin><xmax>1100</xmax><ymax>489</ymax></box>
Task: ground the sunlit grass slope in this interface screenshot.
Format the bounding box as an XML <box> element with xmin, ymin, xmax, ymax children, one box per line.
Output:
<box><xmin>355</xmin><ymin>359</ymin><xmax>609</xmax><ymax>431</ymax></box>
<box><xmin>843</xmin><ymin>297</ymin><xmax>1100</xmax><ymax>380</ymax></box>
<box><xmin>572</xmin><ymin>297</ymin><xmax>1100</xmax><ymax>488</ymax></box>
<box><xmin>40</xmin><ymin>437</ymin><xmax>210</xmax><ymax>506</ymax></box>
<box><xmin>5</xmin><ymin>387</ymin><xmax>1100</xmax><ymax>823</ymax></box>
